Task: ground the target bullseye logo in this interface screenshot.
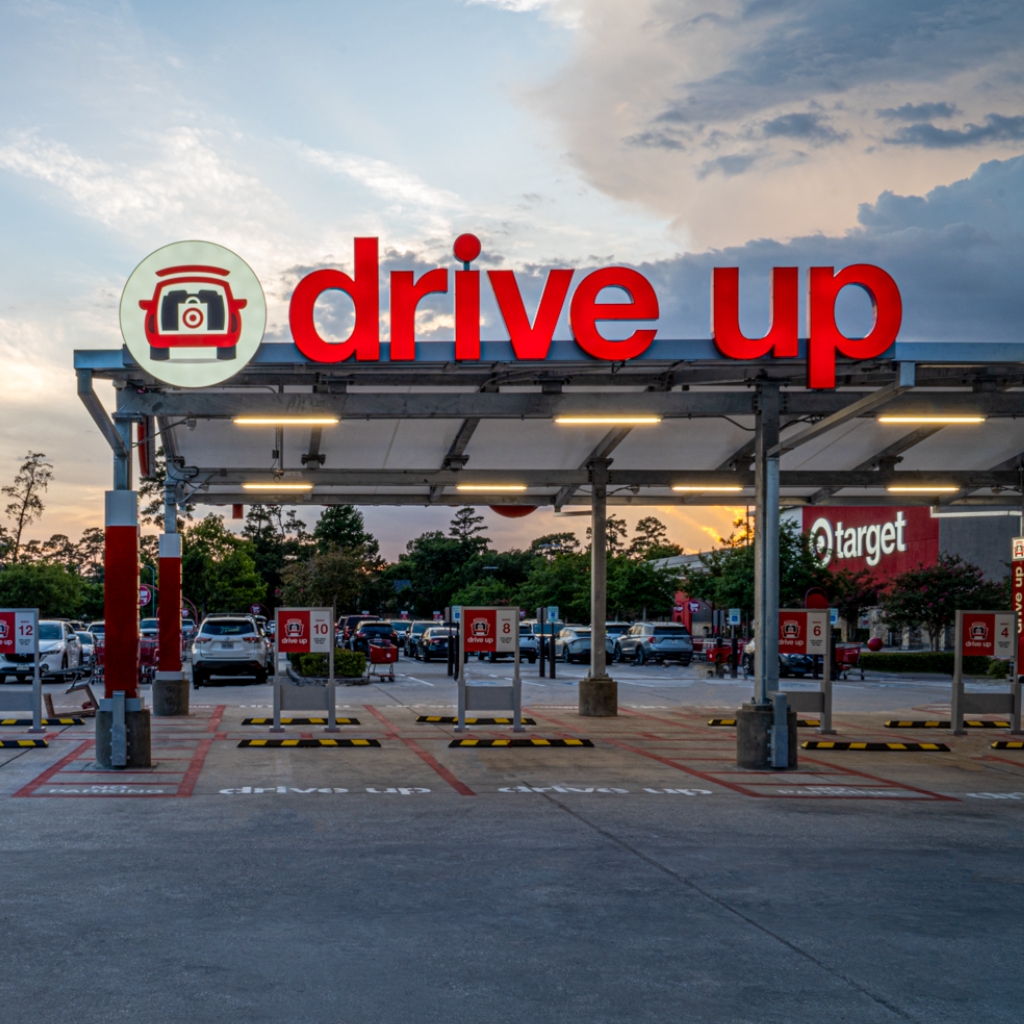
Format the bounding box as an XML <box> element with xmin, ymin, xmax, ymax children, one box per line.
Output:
<box><xmin>120</xmin><ymin>240</ymin><xmax>266</xmax><ymax>388</ymax></box>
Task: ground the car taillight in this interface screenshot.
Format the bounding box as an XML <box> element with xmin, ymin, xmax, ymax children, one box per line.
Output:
<box><xmin>243</xmin><ymin>636</ymin><xmax>259</xmax><ymax>644</ymax></box>
<box><xmin>198</xmin><ymin>636</ymin><xmax>212</xmax><ymax>644</ymax></box>
<box><xmin>648</xmin><ymin>636</ymin><xmax>657</xmax><ymax>643</ymax></box>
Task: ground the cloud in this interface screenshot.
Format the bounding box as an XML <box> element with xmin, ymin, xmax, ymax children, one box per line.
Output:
<box><xmin>697</xmin><ymin>153</ymin><xmax>759</xmax><ymax>178</ymax></box>
<box><xmin>761</xmin><ymin>112</ymin><xmax>848</xmax><ymax>146</ymax></box>
<box><xmin>884</xmin><ymin>113</ymin><xmax>1024</xmax><ymax>147</ymax></box>
<box><xmin>877</xmin><ymin>101</ymin><xmax>959</xmax><ymax>120</ymax></box>
<box><xmin>531</xmin><ymin>0</ymin><xmax>1024</xmax><ymax>245</ymax></box>
<box><xmin>637</xmin><ymin>153</ymin><xmax>1024</xmax><ymax>343</ymax></box>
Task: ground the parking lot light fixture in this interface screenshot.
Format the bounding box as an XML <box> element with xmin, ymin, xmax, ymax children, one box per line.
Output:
<box><xmin>555</xmin><ymin>416</ymin><xmax>661</xmax><ymax>425</ymax></box>
<box><xmin>233</xmin><ymin>416</ymin><xmax>339</xmax><ymax>425</ymax></box>
<box><xmin>455</xmin><ymin>484</ymin><xmax>528</xmax><ymax>492</ymax></box>
<box><xmin>241</xmin><ymin>482</ymin><xmax>315</xmax><ymax>492</ymax></box>
<box><xmin>877</xmin><ymin>416</ymin><xmax>985</xmax><ymax>425</ymax></box>
<box><xmin>886</xmin><ymin>485</ymin><xmax>960</xmax><ymax>494</ymax></box>
<box><xmin>671</xmin><ymin>485</ymin><xmax>745</xmax><ymax>493</ymax></box>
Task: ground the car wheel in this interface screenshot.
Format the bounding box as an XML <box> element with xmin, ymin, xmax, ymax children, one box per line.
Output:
<box><xmin>488</xmin><ymin>652</ymin><xmax>497</xmax><ymax>663</ymax></box>
<box><xmin>528</xmin><ymin>655</ymin><xmax>536</xmax><ymax>664</ymax></box>
<box><xmin>562</xmin><ymin>648</ymin><xmax>570</xmax><ymax>663</ymax></box>
<box><xmin>253</xmin><ymin>668</ymin><xmax>268</xmax><ymax>686</ymax></box>
<box><xmin>780</xmin><ymin>667</ymin><xmax>790</xmax><ymax>678</ymax></box>
<box><xmin>192</xmin><ymin>671</ymin><xmax>204</xmax><ymax>688</ymax></box>
<box><xmin>635</xmin><ymin>647</ymin><xmax>645</xmax><ymax>666</ymax></box>
<box><xmin>423</xmin><ymin>653</ymin><xmax>431</xmax><ymax>662</ymax></box>
<box><xmin>612</xmin><ymin>645</ymin><xmax>622</xmax><ymax>664</ymax></box>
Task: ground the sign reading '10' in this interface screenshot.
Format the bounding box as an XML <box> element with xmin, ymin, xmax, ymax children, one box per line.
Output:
<box><xmin>121</xmin><ymin>236</ymin><xmax>902</xmax><ymax>390</ymax></box>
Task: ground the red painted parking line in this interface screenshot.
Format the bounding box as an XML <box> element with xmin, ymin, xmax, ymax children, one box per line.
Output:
<box><xmin>363</xmin><ymin>705</ymin><xmax>475</xmax><ymax>796</ymax></box>
<box><xmin>206</xmin><ymin>706</ymin><xmax>226</xmax><ymax>732</ymax></box>
<box><xmin>13</xmin><ymin>741</ymin><xmax>94</xmax><ymax>798</ymax></box>
<box><xmin>177</xmin><ymin>738</ymin><xmax>213</xmax><ymax>797</ymax></box>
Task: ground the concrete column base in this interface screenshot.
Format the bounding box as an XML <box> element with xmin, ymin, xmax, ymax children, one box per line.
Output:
<box><xmin>95</xmin><ymin>709</ymin><xmax>152</xmax><ymax>769</ymax></box>
<box><xmin>152</xmin><ymin>673</ymin><xmax>190</xmax><ymax>717</ymax></box>
<box><xmin>736</xmin><ymin>702</ymin><xmax>797</xmax><ymax>769</ymax></box>
<box><xmin>579</xmin><ymin>675</ymin><xmax>618</xmax><ymax>717</ymax></box>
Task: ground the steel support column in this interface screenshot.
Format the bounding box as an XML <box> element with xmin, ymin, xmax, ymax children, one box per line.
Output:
<box><xmin>579</xmin><ymin>458</ymin><xmax>617</xmax><ymax>717</ymax></box>
<box><xmin>153</xmin><ymin>483</ymin><xmax>188</xmax><ymax>716</ymax></box>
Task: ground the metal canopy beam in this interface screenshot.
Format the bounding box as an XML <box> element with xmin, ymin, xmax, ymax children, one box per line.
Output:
<box><xmin>554</xmin><ymin>427</ymin><xmax>632</xmax><ymax>510</ymax></box>
<box><xmin>767</xmin><ymin>381</ymin><xmax>909</xmax><ymax>457</ymax></box>
<box><xmin>186</xmin><ymin>467</ymin><xmax>1021</xmax><ymax>488</ymax></box>
<box><xmin>117</xmin><ymin>389</ymin><xmax>1024</xmax><ymax>421</ymax></box>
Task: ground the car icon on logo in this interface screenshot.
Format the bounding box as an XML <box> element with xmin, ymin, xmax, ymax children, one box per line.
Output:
<box><xmin>471</xmin><ymin>617</ymin><xmax>490</xmax><ymax>637</ymax></box>
<box><xmin>0</xmin><ymin>620</ymin><xmax>7</xmax><ymax>639</ymax></box>
<box><xmin>782</xmin><ymin>619</ymin><xmax>800</xmax><ymax>639</ymax></box>
<box><xmin>285</xmin><ymin>618</ymin><xmax>304</xmax><ymax>638</ymax></box>
<box><xmin>969</xmin><ymin>621</ymin><xmax>989</xmax><ymax>641</ymax></box>
<box><xmin>138</xmin><ymin>264</ymin><xmax>247</xmax><ymax>361</ymax></box>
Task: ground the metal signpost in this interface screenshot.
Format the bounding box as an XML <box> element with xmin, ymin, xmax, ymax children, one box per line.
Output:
<box><xmin>456</xmin><ymin>607</ymin><xmax>522</xmax><ymax>732</ymax></box>
<box><xmin>0</xmin><ymin>609</ymin><xmax>41</xmax><ymax>732</ymax></box>
<box><xmin>778</xmin><ymin>608</ymin><xmax>833</xmax><ymax>736</ymax></box>
<box><xmin>272</xmin><ymin>607</ymin><xmax>336</xmax><ymax>732</ymax></box>
<box><xmin>951</xmin><ymin>610</ymin><xmax>1020</xmax><ymax>735</ymax></box>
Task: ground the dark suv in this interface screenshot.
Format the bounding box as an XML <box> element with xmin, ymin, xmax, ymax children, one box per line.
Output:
<box><xmin>348</xmin><ymin>620</ymin><xmax>399</xmax><ymax>654</ymax></box>
<box><xmin>615</xmin><ymin>622</ymin><xmax>693</xmax><ymax>665</ymax></box>
<box><xmin>338</xmin><ymin>614</ymin><xmax>379</xmax><ymax>647</ymax></box>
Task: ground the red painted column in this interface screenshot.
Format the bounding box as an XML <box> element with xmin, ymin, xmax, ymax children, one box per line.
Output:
<box><xmin>158</xmin><ymin>533</ymin><xmax>182</xmax><ymax>674</ymax></box>
<box><xmin>104</xmin><ymin>491</ymin><xmax>139</xmax><ymax>698</ymax></box>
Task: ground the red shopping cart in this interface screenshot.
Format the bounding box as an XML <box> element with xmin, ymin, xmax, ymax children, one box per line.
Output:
<box><xmin>366</xmin><ymin>640</ymin><xmax>397</xmax><ymax>682</ymax></box>
<box><xmin>835</xmin><ymin>642</ymin><xmax>863</xmax><ymax>680</ymax></box>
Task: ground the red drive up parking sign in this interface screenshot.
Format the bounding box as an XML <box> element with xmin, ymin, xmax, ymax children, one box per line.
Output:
<box><xmin>464</xmin><ymin>610</ymin><xmax>497</xmax><ymax>654</ymax></box>
<box><xmin>0</xmin><ymin>610</ymin><xmax>37</xmax><ymax>656</ymax></box>
<box><xmin>778</xmin><ymin>609</ymin><xmax>828</xmax><ymax>655</ymax></box>
<box><xmin>0</xmin><ymin>612</ymin><xmax>14</xmax><ymax>655</ymax></box>
<box><xmin>961</xmin><ymin>613</ymin><xmax>1014</xmax><ymax>658</ymax></box>
<box><xmin>276</xmin><ymin>610</ymin><xmax>310</xmax><ymax>654</ymax></box>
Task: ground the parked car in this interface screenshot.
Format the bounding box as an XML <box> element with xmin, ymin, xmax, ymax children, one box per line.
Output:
<box><xmin>522</xmin><ymin>619</ymin><xmax>565</xmax><ymax>638</ymax></box>
<box><xmin>403</xmin><ymin>621</ymin><xmax>433</xmax><ymax>657</ymax></box>
<box><xmin>191</xmin><ymin>614</ymin><xmax>270</xmax><ymax>687</ymax></box>
<box><xmin>348</xmin><ymin>620</ymin><xmax>399</xmax><ymax>654</ymax></box>
<box><xmin>140</xmin><ymin>617</ymin><xmax>160</xmax><ymax>637</ymax></box>
<box><xmin>605</xmin><ymin>622</ymin><xmax>631</xmax><ymax>639</ymax></box>
<box><xmin>741</xmin><ymin>639</ymin><xmax>814</xmax><ymax>678</ymax></box>
<box><xmin>614</xmin><ymin>622</ymin><xmax>693</xmax><ymax>665</ymax></box>
<box><xmin>88</xmin><ymin>620</ymin><xmax>105</xmax><ymax>639</ymax></box>
<box><xmin>476</xmin><ymin>624</ymin><xmax>539</xmax><ymax>664</ymax></box>
<box><xmin>554</xmin><ymin>627</ymin><xmax>616</xmax><ymax>664</ymax></box>
<box><xmin>0</xmin><ymin>620</ymin><xmax>82</xmax><ymax>681</ymax></box>
<box><xmin>75</xmin><ymin>631</ymin><xmax>97</xmax><ymax>670</ymax></box>
<box><xmin>415</xmin><ymin>627</ymin><xmax>454</xmax><ymax>661</ymax></box>
<box><xmin>338</xmin><ymin>614</ymin><xmax>379</xmax><ymax>646</ymax></box>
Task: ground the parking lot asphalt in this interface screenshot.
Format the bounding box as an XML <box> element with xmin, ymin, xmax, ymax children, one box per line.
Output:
<box><xmin>1</xmin><ymin>656</ymin><xmax>1022</xmax><ymax>1023</ymax></box>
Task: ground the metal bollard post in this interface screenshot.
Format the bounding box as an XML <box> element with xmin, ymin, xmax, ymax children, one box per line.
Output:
<box><xmin>549</xmin><ymin>634</ymin><xmax>557</xmax><ymax>679</ymax></box>
<box><xmin>770</xmin><ymin>691</ymin><xmax>789</xmax><ymax>769</ymax></box>
<box><xmin>111</xmin><ymin>690</ymin><xmax>128</xmax><ymax>768</ymax></box>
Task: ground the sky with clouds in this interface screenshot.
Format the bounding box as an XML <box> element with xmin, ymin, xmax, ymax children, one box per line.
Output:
<box><xmin>0</xmin><ymin>0</ymin><xmax>1022</xmax><ymax>558</ymax></box>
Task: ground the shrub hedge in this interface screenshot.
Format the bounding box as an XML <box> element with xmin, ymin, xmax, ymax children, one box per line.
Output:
<box><xmin>296</xmin><ymin>649</ymin><xmax>367</xmax><ymax>678</ymax></box>
<box><xmin>860</xmin><ymin>651</ymin><xmax>997</xmax><ymax>675</ymax></box>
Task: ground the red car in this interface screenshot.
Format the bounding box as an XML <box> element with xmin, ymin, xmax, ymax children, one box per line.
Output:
<box><xmin>138</xmin><ymin>264</ymin><xmax>247</xmax><ymax>361</ymax></box>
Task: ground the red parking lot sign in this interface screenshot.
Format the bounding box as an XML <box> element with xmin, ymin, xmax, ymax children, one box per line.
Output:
<box><xmin>778</xmin><ymin>609</ymin><xmax>828</xmax><ymax>655</ymax></box>
<box><xmin>960</xmin><ymin>612</ymin><xmax>1014</xmax><ymax>658</ymax></box>
<box><xmin>275</xmin><ymin>608</ymin><xmax>332</xmax><ymax>655</ymax></box>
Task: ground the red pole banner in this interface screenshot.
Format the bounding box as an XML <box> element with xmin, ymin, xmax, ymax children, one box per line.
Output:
<box><xmin>104</xmin><ymin>491</ymin><xmax>139</xmax><ymax>698</ymax></box>
<box><xmin>1012</xmin><ymin>538</ymin><xmax>1024</xmax><ymax>676</ymax></box>
<box><xmin>158</xmin><ymin>533</ymin><xmax>182</xmax><ymax>674</ymax></box>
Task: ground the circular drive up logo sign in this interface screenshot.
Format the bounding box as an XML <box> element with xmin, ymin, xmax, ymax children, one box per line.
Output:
<box><xmin>120</xmin><ymin>241</ymin><xmax>266</xmax><ymax>387</ymax></box>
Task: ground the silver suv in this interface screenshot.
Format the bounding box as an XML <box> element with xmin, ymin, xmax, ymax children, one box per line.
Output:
<box><xmin>614</xmin><ymin>622</ymin><xmax>693</xmax><ymax>666</ymax></box>
<box><xmin>191</xmin><ymin>614</ymin><xmax>269</xmax><ymax>687</ymax></box>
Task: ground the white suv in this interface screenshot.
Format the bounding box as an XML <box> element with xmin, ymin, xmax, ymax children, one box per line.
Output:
<box><xmin>191</xmin><ymin>615</ymin><xmax>269</xmax><ymax>687</ymax></box>
<box><xmin>0</xmin><ymin>620</ymin><xmax>82</xmax><ymax>681</ymax></box>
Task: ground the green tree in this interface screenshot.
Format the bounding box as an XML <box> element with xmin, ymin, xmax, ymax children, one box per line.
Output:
<box><xmin>586</xmin><ymin>515</ymin><xmax>628</xmax><ymax>554</ymax></box>
<box><xmin>449</xmin><ymin>507</ymin><xmax>489</xmax><ymax>551</ymax></box>
<box><xmin>831</xmin><ymin>567</ymin><xmax>879</xmax><ymax>640</ymax></box>
<box><xmin>607</xmin><ymin>555</ymin><xmax>679</xmax><ymax>620</ymax></box>
<box><xmin>529</xmin><ymin>532</ymin><xmax>580</xmax><ymax>555</ymax></box>
<box><xmin>3</xmin><ymin>452</ymin><xmax>53</xmax><ymax>561</ymax></box>
<box><xmin>241</xmin><ymin>504</ymin><xmax>317</xmax><ymax>610</ymax></box>
<box><xmin>182</xmin><ymin>515</ymin><xmax>266</xmax><ymax>616</ymax></box>
<box><xmin>628</xmin><ymin>516</ymin><xmax>682</xmax><ymax>561</ymax></box>
<box><xmin>0</xmin><ymin>562</ymin><xmax>84</xmax><ymax>618</ymax></box>
<box><xmin>279</xmin><ymin>546</ymin><xmax>384</xmax><ymax>613</ymax></box>
<box><xmin>313</xmin><ymin>505</ymin><xmax>378</xmax><ymax>556</ymax></box>
<box><xmin>516</xmin><ymin>551</ymin><xmax>592</xmax><ymax>623</ymax></box>
<box><xmin>880</xmin><ymin>554</ymin><xmax>1006</xmax><ymax>650</ymax></box>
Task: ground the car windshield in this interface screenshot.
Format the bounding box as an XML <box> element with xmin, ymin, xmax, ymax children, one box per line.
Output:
<box><xmin>75</xmin><ymin>632</ymin><xmax>94</xmax><ymax>643</ymax></box>
<box><xmin>90</xmin><ymin>623</ymin><xmax>105</xmax><ymax>634</ymax></box>
<box><xmin>201</xmin><ymin>621</ymin><xmax>255</xmax><ymax>636</ymax></box>
<box><xmin>425</xmin><ymin>630</ymin><xmax>451</xmax><ymax>639</ymax></box>
<box><xmin>359</xmin><ymin>624</ymin><xmax>392</xmax><ymax>634</ymax></box>
<box><xmin>654</xmin><ymin>626</ymin><xmax>690</xmax><ymax>636</ymax></box>
<box><xmin>38</xmin><ymin>623</ymin><xmax>62</xmax><ymax>640</ymax></box>
<box><xmin>140</xmin><ymin>619</ymin><xmax>159</xmax><ymax>630</ymax></box>
<box><xmin>570</xmin><ymin>630</ymin><xmax>591</xmax><ymax>637</ymax></box>
<box><xmin>412</xmin><ymin>623</ymin><xmax>430</xmax><ymax>634</ymax></box>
